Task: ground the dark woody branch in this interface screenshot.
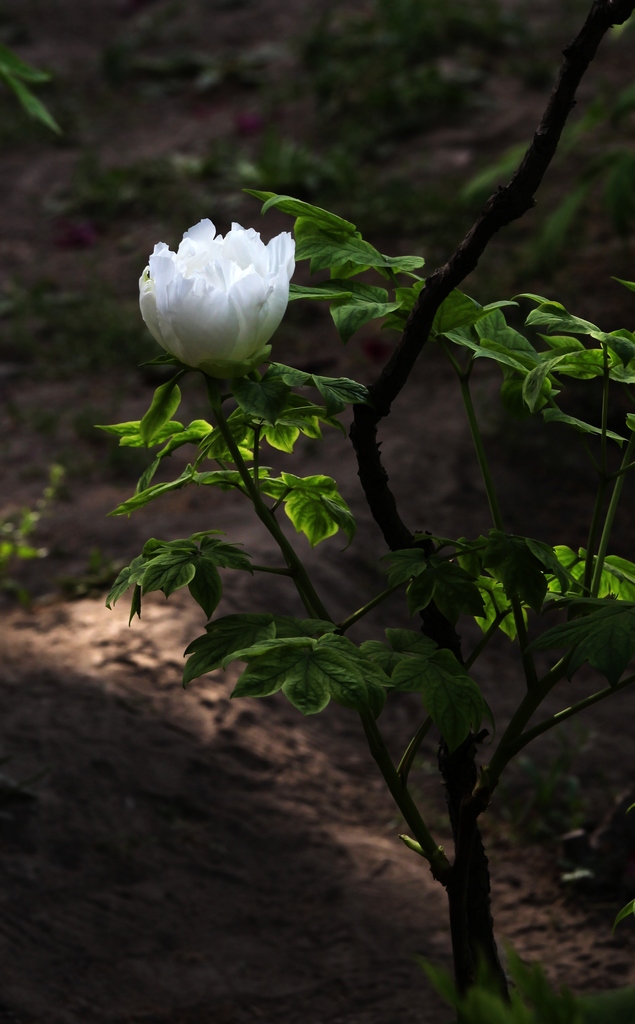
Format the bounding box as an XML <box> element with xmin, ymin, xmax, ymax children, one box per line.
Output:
<box><xmin>350</xmin><ymin>0</ymin><xmax>635</xmax><ymax>555</ymax></box>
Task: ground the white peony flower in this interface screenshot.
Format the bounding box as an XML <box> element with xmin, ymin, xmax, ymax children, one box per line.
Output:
<box><xmin>139</xmin><ymin>219</ymin><xmax>295</xmax><ymax>378</ymax></box>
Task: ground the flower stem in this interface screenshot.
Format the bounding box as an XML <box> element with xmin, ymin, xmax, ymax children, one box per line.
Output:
<box><xmin>206</xmin><ymin>379</ymin><xmax>332</xmax><ymax>622</ymax></box>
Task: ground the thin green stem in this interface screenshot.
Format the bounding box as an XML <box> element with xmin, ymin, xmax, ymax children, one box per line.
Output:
<box><xmin>583</xmin><ymin>476</ymin><xmax>608</xmax><ymax>594</ymax></box>
<box><xmin>207</xmin><ymin>381</ymin><xmax>332</xmax><ymax>622</ymax></box>
<box><xmin>270</xmin><ymin>486</ymin><xmax>292</xmax><ymax>516</ymax></box>
<box><xmin>359</xmin><ymin>710</ymin><xmax>451</xmax><ymax>882</ymax></box>
<box><xmin>483</xmin><ymin>653</ymin><xmax>572</xmax><ymax>791</ymax></box>
<box><xmin>337</xmin><ymin>583</ymin><xmax>403</xmax><ymax>633</ymax></box>
<box><xmin>397</xmin><ymin>717</ymin><xmax>433</xmax><ymax>785</ymax></box>
<box><xmin>505</xmin><ymin>672</ymin><xmax>635</xmax><ymax>758</ymax></box>
<box><xmin>511</xmin><ymin>596</ymin><xmax>539</xmax><ymax>690</ymax></box>
<box><xmin>464</xmin><ymin>610</ymin><xmax>510</xmax><ymax>670</ymax></box>
<box><xmin>591</xmin><ymin>432</ymin><xmax>635</xmax><ymax>597</ymax></box>
<box><xmin>252</xmin><ymin>425</ymin><xmax>261</xmax><ymax>491</ymax></box>
<box><xmin>600</xmin><ymin>343</ymin><xmax>609</xmax><ymax>478</ymax></box>
<box><xmin>457</xmin><ymin>372</ymin><xmax>504</xmax><ymax>532</ymax></box>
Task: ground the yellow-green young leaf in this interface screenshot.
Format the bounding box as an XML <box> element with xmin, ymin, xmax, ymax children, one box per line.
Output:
<box><xmin>109</xmin><ymin>467</ymin><xmax>195</xmax><ymax>516</ymax></box>
<box><xmin>613</xmin><ymin>898</ymin><xmax>635</xmax><ymax>932</ymax></box>
<box><xmin>140</xmin><ymin>379</ymin><xmax>182</xmax><ymax>446</ymax></box>
<box><xmin>474</xmin><ymin>578</ymin><xmax>516</xmax><ymax>640</ymax></box>
<box><xmin>183</xmin><ymin>614</ymin><xmax>275</xmax><ymax>685</ymax></box>
<box><xmin>263</xmin><ymin>422</ymin><xmax>300</xmax><ymax>452</ymax></box>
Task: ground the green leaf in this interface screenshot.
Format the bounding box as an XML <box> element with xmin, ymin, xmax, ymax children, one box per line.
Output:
<box><xmin>330</xmin><ymin>298</ymin><xmax>400</xmax><ymax>343</ymax></box>
<box><xmin>200</xmin><ymin>537</ymin><xmax>253</xmax><ymax>571</ymax></box>
<box><xmin>407</xmin><ymin>561</ymin><xmax>484</xmax><ymax>622</ymax></box>
<box><xmin>109</xmin><ymin>467</ymin><xmax>195</xmax><ymax>516</ymax></box>
<box><xmin>1</xmin><ymin>67</ymin><xmax>60</xmax><ymax>133</ymax></box>
<box><xmin>391</xmin><ymin>650</ymin><xmax>485</xmax><ymax>752</ymax></box>
<box><xmin>105</xmin><ymin>555</ymin><xmax>147</xmax><ymax>609</ymax></box>
<box><xmin>245</xmin><ymin>190</ymin><xmax>357</xmax><ymax>235</ymax></box>
<box><xmin>385</xmin><ymin>629</ymin><xmax>438</xmax><ymax>656</ymax></box>
<box><xmin>607</xmin><ymin>330</ymin><xmax>635</xmax><ymax>368</ymax></box>
<box><xmin>475</xmin><ymin>578</ymin><xmax>516</xmax><ymax>640</ymax></box>
<box><xmin>528</xmin><ymin>602</ymin><xmax>635</xmax><ymax>685</ymax></box>
<box><xmin>198</xmin><ymin>409</ymin><xmax>253</xmax><ymax>462</ymax></box>
<box><xmin>525</xmin><ymin>538</ymin><xmax>570</xmax><ymax>594</ymax></box>
<box><xmin>525</xmin><ymin>301</ymin><xmax>607</xmax><ymax>341</ymax></box>
<box><xmin>141</xmin><ymin>553</ymin><xmax>197</xmax><ymax>598</ymax></box>
<box><xmin>283</xmin><ymin>646</ymin><xmax>366</xmax><ymax>715</ymax></box>
<box><xmin>359</xmin><ymin>640</ymin><xmax>407</xmax><ymax>678</ymax></box>
<box><xmin>231</xmin><ymin>373</ymin><xmax>290</xmax><ymax>425</ymax></box>
<box><xmin>273</xmin><ymin>616</ymin><xmax>337</xmax><ymax>638</ymax></box>
<box><xmin>613</xmin><ymin>899</ymin><xmax>635</xmax><ymax>932</ymax></box>
<box><xmin>406</xmin><ymin>571</ymin><xmax>437</xmax><ymax>616</ymax></box>
<box><xmin>135</xmin><ymin>458</ymin><xmax>161</xmax><ymax>495</ymax></box>
<box><xmin>433</xmin><ymin>293</ymin><xmax>516</xmax><ymax>336</ymax></box>
<box><xmin>381</xmin><ymin>548</ymin><xmax>428</xmax><ymax>587</ymax></box>
<box><xmin>224</xmin><ymin>637</ymin><xmax>316</xmax><ymax>666</ymax></box>
<box><xmin>542</xmin><ymin>408</ymin><xmax>625</xmax><ymax>445</ymax></box>
<box><xmin>311</xmin><ymin>375</ymin><xmax>370</xmax><ymax>415</ymax></box>
<box><xmin>280</xmin><ymin>474</ymin><xmax>354</xmax><ymax>546</ymax></box>
<box><xmin>263</xmin><ymin>422</ymin><xmax>300</xmax><ymax>452</ymax></box>
<box><xmin>98</xmin><ymin>420</ymin><xmax>175</xmax><ymax>444</ymax></box>
<box><xmin>522</xmin><ymin>355</ymin><xmax>568</xmax><ymax>412</ymax></box>
<box><xmin>476</xmin><ymin>308</ymin><xmax>538</xmax><ymax>356</ymax></box>
<box><xmin>129</xmin><ymin>584</ymin><xmax>142</xmax><ymax>623</ymax></box>
<box><xmin>289</xmin><ymin>282</ymin><xmax>353</xmax><ymax>302</ymax></box>
<box><xmin>0</xmin><ymin>44</ymin><xmax>50</xmax><ymax>82</ymax></box>
<box><xmin>183</xmin><ymin>613</ymin><xmax>275</xmax><ymax>685</ymax></box>
<box><xmin>483</xmin><ymin>531</ymin><xmax>547</xmax><ymax>612</ymax></box>
<box><xmin>612</xmin><ymin>277</ymin><xmax>635</xmax><ymax>294</ymax></box>
<box><xmin>231</xmin><ymin>648</ymin><xmax>311</xmax><ymax>700</ymax></box>
<box><xmin>294</xmin><ymin>223</ymin><xmax>424</xmax><ymax>275</ymax></box>
<box><xmin>319</xmin><ymin>496</ymin><xmax>356</xmax><ymax>546</ymax></box>
<box><xmin>139</xmin><ymin>379</ymin><xmax>183</xmax><ymax>446</ymax></box>
<box><xmin>187</xmin><ymin>557</ymin><xmax>223</xmax><ymax>619</ymax></box>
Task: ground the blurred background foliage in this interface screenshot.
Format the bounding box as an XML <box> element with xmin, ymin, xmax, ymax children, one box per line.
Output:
<box><xmin>0</xmin><ymin>0</ymin><xmax>632</xmax><ymax>376</ymax></box>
